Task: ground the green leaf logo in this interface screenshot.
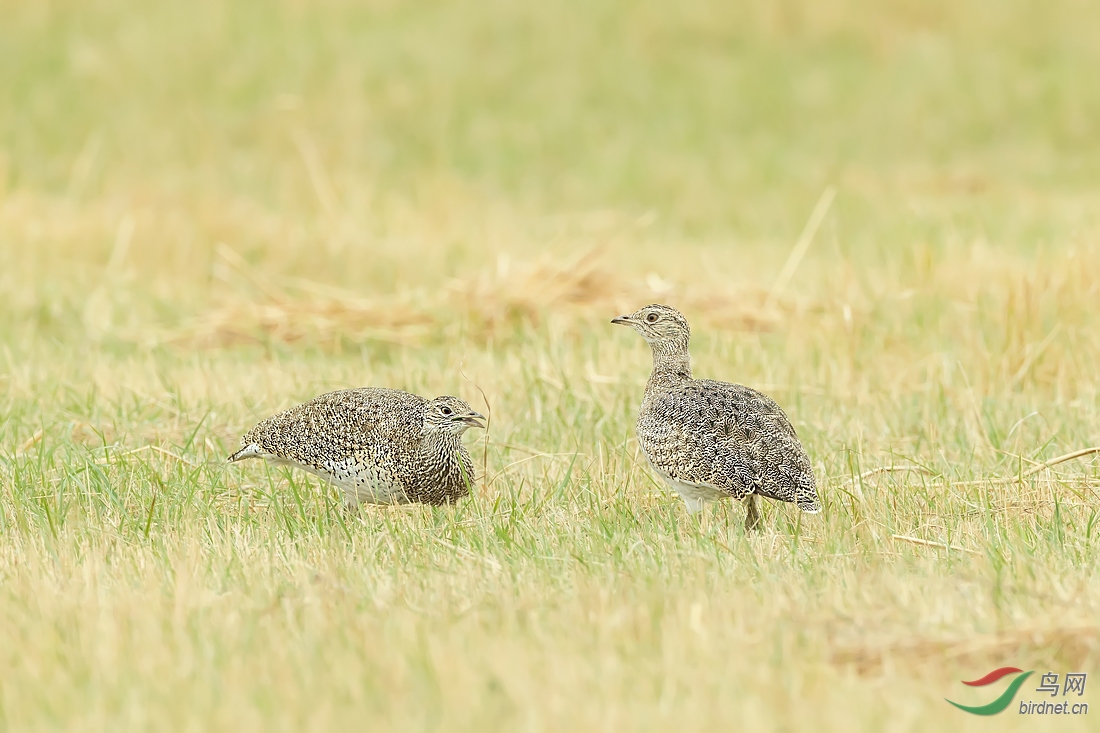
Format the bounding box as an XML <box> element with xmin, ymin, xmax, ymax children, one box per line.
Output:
<box><xmin>946</xmin><ymin>668</ymin><xmax>1034</xmax><ymax>716</ymax></box>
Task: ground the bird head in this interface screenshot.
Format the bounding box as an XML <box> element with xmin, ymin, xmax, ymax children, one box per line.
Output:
<box><xmin>611</xmin><ymin>304</ymin><xmax>691</xmax><ymax>347</ymax></box>
<box><xmin>424</xmin><ymin>396</ymin><xmax>486</xmax><ymax>436</ymax></box>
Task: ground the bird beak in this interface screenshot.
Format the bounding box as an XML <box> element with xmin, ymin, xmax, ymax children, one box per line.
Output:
<box><xmin>611</xmin><ymin>315</ymin><xmax>632</xmax><ymax>325</ymax></box>
<box><xmin>458</xmin><ymin>411</ymin><xmax>486</xmax><ymax>429</ymax></box>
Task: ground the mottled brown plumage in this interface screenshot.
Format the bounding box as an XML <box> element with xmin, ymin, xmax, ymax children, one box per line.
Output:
<box><xmin>228</xmin><ymin>387</ymin><xmax>485</xmax><ymax>506</ymax></box>
<box><xmin>613</xmin><ymin>304</ymin><xmax>820</xmax><ymax>528</ymax></box>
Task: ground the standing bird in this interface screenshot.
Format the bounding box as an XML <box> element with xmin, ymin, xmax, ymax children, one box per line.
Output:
<box><xmin>228</xmin><ymin>387</ymin><xmax>485</xmax><ymax>507</ymax></box>
<box><xmin>612</xmin><ymin>304</ymin><xmax>820</xmax><ymax>529</ymax></box>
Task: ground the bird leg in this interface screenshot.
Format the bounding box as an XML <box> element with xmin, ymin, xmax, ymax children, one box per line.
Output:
<box><xmin>743</xmin><ymin>494</ymin><xmax>762</xmax><ymax>532</ymax></box>
<box><xmin>681</xmin><ymin>496</ymin><xmax>706</xmax><ymax>514</ymax></box>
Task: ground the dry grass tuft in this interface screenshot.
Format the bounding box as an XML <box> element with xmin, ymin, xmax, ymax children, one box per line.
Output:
<box><xmin>147</xmin><ymin>246</ymin><xmax>786</xmax><ymax>349</ymax></box>
<box><xmin>831</xmin><ymin>625</ymin><xmax>1100</xmax><ymax>678</ymax></box>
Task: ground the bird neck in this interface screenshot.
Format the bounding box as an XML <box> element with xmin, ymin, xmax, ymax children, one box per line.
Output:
<box><xmin>421</xmin><ymin>432</ymin><xmax>474</xmax><ymax>487</ymax></box>
<box><xmin>421</xmin><ymin>432</ymin><xmax>462</xmax><ymax>459</ymax></box>
<box><xmin>647</xmin><ymin>339</ymin><xmax>692</xmax><ymax>390</ymax></box>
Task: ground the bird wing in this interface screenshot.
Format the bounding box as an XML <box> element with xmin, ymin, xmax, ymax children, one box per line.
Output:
<box><xmin>640</xmin><ymin>381</ymin><xmax>817</xmax><ymax>507</ymax></box>
<box><xmin>241</xmin><ymin>387</ymin><xmax>425</xmax><ymax>469</ymax></box>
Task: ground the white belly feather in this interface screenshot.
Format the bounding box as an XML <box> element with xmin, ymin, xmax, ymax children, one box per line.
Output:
<box><xmin>245</xmin><ymin>449</ymin><xmax>411</xmax><ymax>506</ymax></box>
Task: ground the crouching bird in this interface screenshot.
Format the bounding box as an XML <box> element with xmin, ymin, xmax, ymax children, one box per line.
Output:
<box><xmin>612</xmin><ymin>304</ymin><xmax>820</xmax><ymax>529</ymax></box>
<box><xmin>229</xmin><ymin>387</ymin><xmax>485</xmax><ymax>507</ymax></box>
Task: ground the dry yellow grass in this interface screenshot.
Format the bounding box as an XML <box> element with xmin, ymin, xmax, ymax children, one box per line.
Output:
<box><xmin>2</xmin><ymin>0</ymin><xmax>1100</xmax><ymax>730</ymax></box>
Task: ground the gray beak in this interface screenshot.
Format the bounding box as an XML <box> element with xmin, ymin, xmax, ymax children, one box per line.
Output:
<box><xmin>611</xmin><ymin>315</ymin><xmax>632</xmax><ymax>325</ymax></box>
<box><xmin>457</xmin><ymin>411</ymin><xmax>486</xmax><ymax>429</ymax></box>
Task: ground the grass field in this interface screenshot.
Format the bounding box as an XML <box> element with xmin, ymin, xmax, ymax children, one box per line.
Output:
<box><xmin>2</xmin><ymin>0</ymin><xmax>1100</xmax><ymax>730</ymax></box>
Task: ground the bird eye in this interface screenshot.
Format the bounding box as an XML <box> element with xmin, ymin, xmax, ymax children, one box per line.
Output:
<box><xmin>441</xmin><ymin>406</ymin><xmax>452</xmax><ymax>415</ymax></box>
<box><xmin>646</xmin><ymin>313</ymin><xmax>659</xmax><ymax>323</ymax></box>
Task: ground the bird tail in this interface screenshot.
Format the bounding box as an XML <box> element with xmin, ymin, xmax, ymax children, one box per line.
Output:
<box><xmin>227</xmin><ymin>443</ymin><xmax>264</xmax><ymax>463</ymax></box>
<box><xmin>798</xmin><ymin>496</ymin><xmax>822</xmax><ymax>514</ymax></box>
<box><xmin>796</xmin><ymin>476</ymin><xmax>822</xmax><ymax>514</ymax></box>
